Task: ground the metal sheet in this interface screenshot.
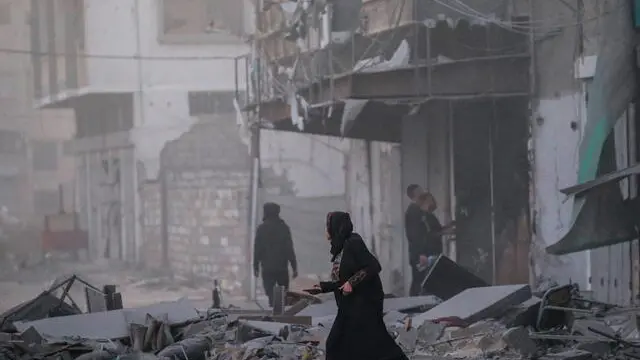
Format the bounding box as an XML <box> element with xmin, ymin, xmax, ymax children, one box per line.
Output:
<box><xmin>548</xmin><ymin>137</ymin><xmax>637</xmax><ymax>255</ymax></box>
<box><xmin>560</xmin><ymin>163</ymin><xmax>640</xmax><ymax>197</ymax></box>
<box><xmin>547</xmin><ymin>0</ymin><xmax>636</xmax><ymax>255</ymax></box>
<box><xmin>420</xmin><ymin>255</ymin><xmax>488</xmax><ymax>301</ymax></box>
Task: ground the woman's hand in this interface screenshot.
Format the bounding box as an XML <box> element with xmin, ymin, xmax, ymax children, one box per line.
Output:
<box><xmin>340</xmin><ymin>282</ymin><xmax>353</xmax><ymax>295</ymax></box>
<box><xmin>303</xmin><ymin>284</ymin><xmax>322</xmax><ymax>295</ymax></box>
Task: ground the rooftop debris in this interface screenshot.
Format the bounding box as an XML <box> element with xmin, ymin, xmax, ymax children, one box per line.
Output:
<box><xmin>2</xmin><ymin>275</ymin><xmax>640</xmax><ymax>360</ymax></box>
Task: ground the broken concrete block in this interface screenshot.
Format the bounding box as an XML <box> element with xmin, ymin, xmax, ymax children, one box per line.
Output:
<box><xmin>384</xmin><ymin>311</ymin><xmax>408</xmax><ymax>325</ymax></box>
<box><xmin>14</xmin><ymin>298</ymin><xmax>199</xmax><ymax>340</ymax></box>
<box><xmin>572</xmin><ymin>319</ymin><xmax>616</xmax><ymax>339</ymax></box>
<box><xmin>449</xmin><ymin>320</ymin><xmax>498</xmax><ymax>339</ymax></box>
<box><xmin>298</xmin><ymin>296</ymin><xmax>440</xmax><ymax>319</ymax></box>
<box><xmin>74</xmin><ymin>351</ymin><xmax>115</xmax><ymax>360</ymax></box>
<box><xmin>413</xmin><ymin>284</ymin><xmax>532</xmax><ymax>326</ymax></box>
<box><xmin>312</xmin><ymin>315</ymin><xmax>335</xmax><ymax>328</ymax></box>
<box><xmin>416</xmin><ymin>321</ymin><xmax>445</xmax><ymax>345</ymax></box>
<box><xmin>299</xmin><ymin>326</ymin><xmax>329</xmax><ymax>346</ymax></box>
<box><xmin>540</xmin><ymin>350</ymin><xmax>594</xmax><ymax>360</ymax></box>
<box><xmin>477</xmin><ymin>333</ymin><xmax>506</xmax><ymax>353</ymax></box>
<box><xmin>283</xmin><ymin>299</ymin><xmax>310</xmax><ymax>316</ymax></box>
<box><xmin>443</xmin><ymin>332</ymin><xmax>506</xmax><ymax>359</ymax></box>
<box><xmin>180</xmin><ymin>321</ymin><xmax>211</xmax><ymax>338</ymax></box>
<box><xmin>383</xmin><ymin>296</ymin><xmax>440</xmax><ymax>313</ymax></box>
<box><xmin>576</xmin><ymin>341</ymin><xmax>612</xmax><ymax>356</ymax></box>
<box><xmin>396</xmin><ymin>327</ymin><xmax>419</xmax><ymax>354</ymax></box>
<box><xmin>18</xmin><ymin>326</ymin><xmax>43</xmax><ymax>347</ymax></box>
<box><xmin>297</xmin><ymin>301</ymin><xmax>338</xmax><ymax>317</ymax></box>
<box><xmin>157</xmin><ymin>335</ymin><xmax>211</xmax><ymax>360</ymax></box>
<box><xmin>500</xmin><ymin>296</ymin><xmax>541</xmax><ymax>328</ymax></box>
<box><xmin>501</xmin><ymin>326</ymin><xmax>537</xmax><ymax>357</ymax></box>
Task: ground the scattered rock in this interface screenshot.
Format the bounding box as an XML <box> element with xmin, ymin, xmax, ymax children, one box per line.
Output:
<box><xmin>572</xmin><ymin>319</ymin><xmax>616</xmax><ymax>338</ymax></box>
<box><xmin>416</xmin><ymin>321</ymin><xmax>445</xmax><ymax>345</ymax></box>
<box><xmin>501</xmin><ymin>326</ymin><xmax>537</xmax><ymax>356</ymax></box>
<box><xmin>576</xmin><ymin>341</ymin><xmax>612</xmax><ymax>356</ymax></box>
<box><xmin>540</xmin><ymin>349</ymin><xmax>594</xmax><ymax>360</ymax></box>
<box><xmin>396</xmin><ymin>327</ymin><xmax>419</xmax><ymax>354</ymax></box>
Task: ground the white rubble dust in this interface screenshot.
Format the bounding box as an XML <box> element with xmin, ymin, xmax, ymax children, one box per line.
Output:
<box><xmin>0</xmin><ymin>258</ymin><xmax>261</xmax><ymax>313</ymax></box>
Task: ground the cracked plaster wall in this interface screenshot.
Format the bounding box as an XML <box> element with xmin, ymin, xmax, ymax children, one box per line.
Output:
<box><xmin>82</xmin><ymin>0</ymin><xmax>249</xmax><ymax>180</ymax></box>
<box><xmin>530</xmin><ymin>0</ymin><xmax>605</xmax><ymax>289</ymax></box>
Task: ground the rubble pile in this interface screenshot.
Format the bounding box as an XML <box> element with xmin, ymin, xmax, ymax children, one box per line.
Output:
<box><xmin>2</xmin><ymin>256</ymin><xmax>640</xmax><ymax>360</ymax></box>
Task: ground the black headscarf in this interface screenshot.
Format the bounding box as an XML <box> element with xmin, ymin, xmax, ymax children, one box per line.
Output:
<box><xmin>263</xmin><ymin>202</ymin><xmax>281</xmax><ymax>221</ymax></box>
<box><xmin>326</xmin><ymin>211</ymin><xmax>354</xmax><ymax>261</ymax></box>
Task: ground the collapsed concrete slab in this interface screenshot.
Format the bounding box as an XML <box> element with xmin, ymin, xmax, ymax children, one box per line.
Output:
<box><xmin>297</xmin><ymin>295</ymin><xmax>439</xmax><ymax>318</ymax></box>
<box><xmin>13</xmin><ymin>298</ymin><xmax>199</xmax><ymax>340</ymax></box>
<box><xmin>413</xmin><ymin>284</ymin><xmax>532</xmax><ymax>326</ymax></box>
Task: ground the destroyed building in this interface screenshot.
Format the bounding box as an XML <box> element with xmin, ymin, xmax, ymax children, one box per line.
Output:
<box><xmin>237</xmin><ymin>0</ymin><xmax>640</xmax><ymax>303</ymax></box>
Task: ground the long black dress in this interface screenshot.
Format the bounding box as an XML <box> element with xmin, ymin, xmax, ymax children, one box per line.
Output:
<box><xmin>319</xmin><ymin>212</ymin><xmax>408</xmax><ymax>360</ymax></box>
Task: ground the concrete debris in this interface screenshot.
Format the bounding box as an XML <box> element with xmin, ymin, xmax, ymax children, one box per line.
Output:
<box><xmin>413</xmin><ymin>284</ymin><xmax>532</xmax><ymax>326</ymax></box>
<box><xmin>416</xmin><ymin>321</ymin><xmax>445</xmax><ymax>345</ymax></box>
<box><xmin>501</xmin><ymin>326</ymin><xmax>537</xmax><ymax>356</ymax></box>
<box><xmin>572</xmin><ymin>319</ymin><xmax>617</xmax><ymax>339</ymax></box>
<box><xmin>3</xmin><ymin>278</ymin><xmax>640</xmax><ymax>360</ymax></box>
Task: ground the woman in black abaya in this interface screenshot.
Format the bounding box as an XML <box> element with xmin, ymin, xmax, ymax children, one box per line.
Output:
<box><xmin>309</xmin><ymin>211</ymin><xmax>408</xmax><ymax>360</ymax></box>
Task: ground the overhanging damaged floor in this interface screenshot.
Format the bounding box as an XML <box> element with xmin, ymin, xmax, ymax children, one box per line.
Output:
<box><xmin>249</xmin><ymin>19</ymin><xmax>530</xmax><ymax>141</ymax></box>
<box><xmin>267</xmin><ymin>100</ymin><xmax>407</xmax><ymax>143</ymax></box>
<box><xmin>301</xmin><ymin>54</ymin><xmax>530</xmax><ymax>104</ymax></box>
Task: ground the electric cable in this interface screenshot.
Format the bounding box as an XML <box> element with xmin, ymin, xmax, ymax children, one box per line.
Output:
<box><xmin>0</xmin><ymin>47</ymin><xmax>240</xmax><ymax>60</ymax></box>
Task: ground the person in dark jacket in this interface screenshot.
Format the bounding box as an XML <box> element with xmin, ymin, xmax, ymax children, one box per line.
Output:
<box><xmin>404</xmin><ymin>184</ymin><xmax>427</xmax><ymax>296</ymax></box>
<box><xmin>253</xmin><ymin>202</ymin><xmax>298</xmax><ymax>307</ymax></box>
<box><xmin>417</xmin><ymin>192</ymin><xmax>445</xmax><ymax>255</ymax></box>
<box><xmin>308</xmin><ymin>211</ymin><xmax>408</xmax><ymax>360</ymax></box>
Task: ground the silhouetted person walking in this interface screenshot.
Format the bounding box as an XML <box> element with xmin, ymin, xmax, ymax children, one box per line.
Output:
<box><xmin>253</xmin><ymin>202</ymin><xmax>298</xmax><ymax>307</ymax></box>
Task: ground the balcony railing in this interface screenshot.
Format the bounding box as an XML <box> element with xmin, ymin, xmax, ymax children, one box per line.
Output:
<box><xmin>31</xmin><ymin>0</ymin><xmax>87</xmax><ymax>106</ymax></box>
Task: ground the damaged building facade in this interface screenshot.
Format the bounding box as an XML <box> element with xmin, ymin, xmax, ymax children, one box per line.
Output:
<box><xmin>240</xmin><ymin>0</ymin><xmax>640</xmax><ymax>302</ymax></box>
<box><xmin>0</xmin><ymin>0</ymin><xmax>75</xmax><ymax>224</ymax></box>
<box><xmin>29</xmin><ymin>0</ymin><xmax>250</xmax><ymax>276</ymax></box>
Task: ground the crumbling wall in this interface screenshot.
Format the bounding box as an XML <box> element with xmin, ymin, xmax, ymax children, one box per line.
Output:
<box><xmin>140</xmin><ymin>181</ymin><xmax>162</xmax><ymax>269</ymax></box>
<box><xmin>140</xmin><ymin>115</ymin><xmax>251</xmax><ymax>296</ymax></box>
<box><xmin>530</xmin><ymin>0</ymin><xmax>603</xmax><ymax>289</ymax></box>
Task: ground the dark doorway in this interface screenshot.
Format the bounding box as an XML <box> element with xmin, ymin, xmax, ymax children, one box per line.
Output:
<box><xmin>452</xmin><ymin>97</ymin><xmax>530</xmax><ymax>284</ymax></box>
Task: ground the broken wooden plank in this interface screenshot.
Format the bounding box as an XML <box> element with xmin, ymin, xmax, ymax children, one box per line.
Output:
<box><xmin>283</xmin><ymin>299</ymin><xmax>310</xmax><ymax>316</ymax></box>
<box><xmin>237</xmin><ymin>315</ymin><xmax>312</xmax><ymax>326</ymax></box>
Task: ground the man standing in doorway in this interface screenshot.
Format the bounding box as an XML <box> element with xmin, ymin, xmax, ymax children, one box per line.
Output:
<box><xmin>405</xmin><ymin>184</ymin><xmax>427</xmax><ymax>296</ymax></box>
<box><xmin>417</xmin><ymin>192</ymin><xmax>455</xmax><ymax>256</ymax></box>
<box><xmin>253</xmin><ymin>202</ymin><xmax>298</xmax><ymax>307</ymax></box>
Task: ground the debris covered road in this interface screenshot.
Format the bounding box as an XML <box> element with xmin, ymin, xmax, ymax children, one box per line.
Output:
<box><xmin>1</xmin><ymin>255</ymin><xmax>640</xmax><ymax>360</ymax></box>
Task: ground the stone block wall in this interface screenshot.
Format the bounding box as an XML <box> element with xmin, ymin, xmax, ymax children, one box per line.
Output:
<box><xmin>166</xmin><ymin>170</ymin><xmax>249</xmax><ymax>296</ymax></box>
<box><xmin>141</xmin><ymin>181</ymin><xmax>163</xmax><ymax>268</ymax></box>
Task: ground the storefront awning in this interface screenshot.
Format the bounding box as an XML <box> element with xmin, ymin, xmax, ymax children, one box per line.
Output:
<box><xmin>261</xmin><ymin>98</ymin><xmax>407</xmax><ymax>142</ymax></box>
<box><xmin>546</xmin><ymin>0</ymin><xmax>637</xmax><ymax>255</ymax></box>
